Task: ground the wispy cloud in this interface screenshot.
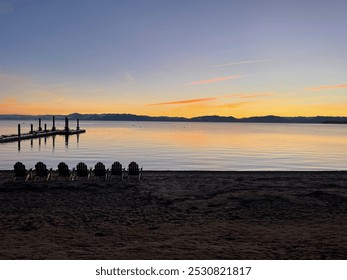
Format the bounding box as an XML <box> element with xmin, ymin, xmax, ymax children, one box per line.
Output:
<box><xmin>214</xmin><ymin>59</ymin><xmax>271</xmax><ymax>67</ymax></box>
<box><xmin>305</xmin><ymin>84</ymin><xmax>347</xmax><ymax>91</ymax></box>
<box><xmin>147</xmin><ymin>91</ymin><xmax>273</xmax><ymax>107</ymax></box>
<box><xmin>224</xmin><ymin>92</ymin><xmax>274</xmax><ymax>99</ymax></box>
<box><xmin>0</xmin><ymin>97</ymin><xmax>16</xmax><ymax>104</ymax></box>
<box><xmin>146</xmin><ymin>97</ymin><xmax>217</xmax><ymax>106</ymax></box>
<box><xmin>185</xmin><ymin>75</ymin><xmax>241</xmax><ymax>86</ymax></box>
<box><xmin>215</xmin><ymin>102</ymin><xmax>251</xmax><ymax>109</ymax></box>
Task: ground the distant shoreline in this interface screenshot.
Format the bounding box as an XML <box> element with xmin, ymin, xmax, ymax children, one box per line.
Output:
<box><xmin>1</xmin><ymin>113</ymin><xmax>347</xmax><ymax>124</ymax></box>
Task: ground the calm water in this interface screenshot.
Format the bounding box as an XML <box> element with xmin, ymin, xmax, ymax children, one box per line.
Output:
<box><xmin>1</xmin><ymin>120</ymin><xmax>347</xmax><ymax>170</ymax></box>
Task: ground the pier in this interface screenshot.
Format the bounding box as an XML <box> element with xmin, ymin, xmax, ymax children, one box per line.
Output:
<box><xmin>0</xmin><ymin>117</ymin><xmax>86</xmax><ymax>143</ymax></box>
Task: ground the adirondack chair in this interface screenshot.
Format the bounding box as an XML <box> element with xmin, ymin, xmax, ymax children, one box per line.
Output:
<box><xmin>57</xmin><ymin>162</ymin><xmax>73</xmax><ymax>180</ymax></box>
<box><xmin>126</xmin><ymin>161</ymin><xmax>142</xmax><ymax>182</ymax></box>
<box><xmin>109</xmin><ymin>161</ymin><xmax>125</xmax><ymax>181</ymax></box>
<box><xmin>73</xmin><ymin>162</ymin><xmax>91</xmax><ymax>180</ymax></box>
<box><xmin>12</xmin><ymin>162</ymin><xmax>31</xmax><ymax>182</ymax></box>
<box><xmin>33</xmin><ymin>162</ymin><xmax>52</xmax><ymax>181</ymax></box>
<box><xmin>93</xmin><ymin>162</ymin><xmax>107</xmax><ymax>180</ymax></box>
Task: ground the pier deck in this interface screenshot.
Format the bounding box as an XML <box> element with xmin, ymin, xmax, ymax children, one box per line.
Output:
<box><xmin>0</xmin><ymin>129</ymin><xmax>86</xmax><ymax>143</ymax></box>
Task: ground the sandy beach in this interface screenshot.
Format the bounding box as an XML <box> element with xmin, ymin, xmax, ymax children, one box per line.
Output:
<box><xmin>0</xmin><ymin>171</ymin><xmax>346</xmax><ymax>260</ymax></box>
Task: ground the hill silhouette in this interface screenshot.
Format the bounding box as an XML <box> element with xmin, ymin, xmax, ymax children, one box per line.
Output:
<box><xmin>1</xmin><ymin>113</ymin><xmax>347</xmax><ymax>124</ymax></box>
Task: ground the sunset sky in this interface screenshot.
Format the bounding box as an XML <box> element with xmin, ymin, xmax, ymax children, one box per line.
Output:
<box><xmin>0</xmin><ymin>0</ymin><xmax>346</xmax><ymax>117</ymax></box>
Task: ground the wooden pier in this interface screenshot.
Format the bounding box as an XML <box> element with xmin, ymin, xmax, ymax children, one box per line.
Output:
<box><xmin>0</xmin><ymin>117</ymin><xmax>86</xmax><ymax>143</ymax></box>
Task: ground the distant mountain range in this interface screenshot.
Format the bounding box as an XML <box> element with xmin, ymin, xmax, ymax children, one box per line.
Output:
<box><xmin>1</xmin><ymin>113</ymin><xmax>347</xmax><ymax>124</ymax></box>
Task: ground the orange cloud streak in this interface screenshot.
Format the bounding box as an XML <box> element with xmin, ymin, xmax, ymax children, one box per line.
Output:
<box><xmin>305</xmin><ymin>84</ymin><xmax>347</xmax><ymax>91</ymax></box>
<box><xmin>146</xmin><ymin>97</ymin><xmax>217</xmax><ymax>106</ymax></box>
<box><xmin>216</xmin><ymin>102</ymin><xmax>251</xmax><ymax>109</ymax></box>
<box><xmin>1</xmin><ymin>97</ymin><xmax>17</xmax><ymax>104</ymax></box>
<box><xmin>224</xmin><ymin>92</ymin><xmax>274</xmax><ymax>99</ymax></box>
<box><xmin>186</xmin><ymin>75</ymin><xmax>241</xmax><ymax>86</ymax></box>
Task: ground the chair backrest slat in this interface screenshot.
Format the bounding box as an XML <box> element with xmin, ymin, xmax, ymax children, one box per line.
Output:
<box><xmin>94</xmin><ymin>162</ymin><xmax>106</xmax><ymax>176</ymax></box>
<box><xmin>58</xmin><ymin>162</ymin><xmax>70</xmax><ymax>177</ymax></box>
<box><xmin>111</xmin><ymin>161</ymin><xmax>123</xmax><ymax>175</ymax></box>
<box><xmin>14</xmin><ymin>162</ymin><xmax>27</xmax><ymax>177</ymax></box>
<box><xmin>35</xmin><ymin>162</ymin><xmax>48</xmax><ymax>176</ymax></box>
<box><xmin>128</xmin><ymin>161</ymin><xmax>139</xmax><ymax>175</ymax></box>
<box><xmin>76</xmin><ymin>162</ymin><xmax>88</xmax><ymax>177</ymax></box>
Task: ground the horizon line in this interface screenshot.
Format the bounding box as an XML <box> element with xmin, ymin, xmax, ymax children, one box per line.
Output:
<box><xmin>1</xmin><ymin>113</ymin><xmax>347</xmax><ymax>119</ymax></box>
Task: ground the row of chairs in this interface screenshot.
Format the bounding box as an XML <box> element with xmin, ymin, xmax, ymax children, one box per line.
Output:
<box><xmin>12</xmin><ymin>161</ymin><xmax>142</xmax><ymax>182</ymax></box>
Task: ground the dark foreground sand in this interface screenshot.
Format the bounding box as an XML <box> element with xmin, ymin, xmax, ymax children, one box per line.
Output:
<box><xmin>0</xmin><ymin>171</ymin><xmax>346</xmax><ymax>259</ymax></box>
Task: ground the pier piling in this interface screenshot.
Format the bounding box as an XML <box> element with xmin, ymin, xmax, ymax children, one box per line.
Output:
<box><xmin>18</xmin><ymin>124</ymin><xmax>21</xmax><ymax>138</ymax></box>
<box><xmin>52</xmin><ymin>116</ymin><xmax>56</xmax><ymax>131</ymax></box>
<box><xmin>30</xmin><ymin>124</ymin><xmax>33</xmax><ymax>134</ymax></box>
<box><xmin>38</xmin><ymin>118</ymin><xmax>42</xmax><ymax>131</ymax></box>
<box><xmin>65</xmin><ymin>117</ymin><xmax>69</xmax><ymax>132</ymax></box>
<box><xmin>77</xmin><ymin>118</ymin><xmax>80</xmax><ymax>130</ymax></box>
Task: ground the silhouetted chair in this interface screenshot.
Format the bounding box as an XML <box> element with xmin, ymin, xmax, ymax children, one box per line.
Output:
<box><xmin>93</xmin><ymin>162</ymin><xmax>107</xmax><ymax>180</ymax></box>
<box><xmin>12</xmin><ymin>162</ymin><xmax>31</xmax><ymax>182</ymax></box>
<box><xmin>127</xmin><ymin>161</ymin><xmax>142</xmax><ymax>182</ymax></box>
<box><xmin>74</xmin><ymin>162</ymin><xmax>91</xmax><ymax>180</ymax></box>
<box><xmin>57</xmin><ymin>162</ymin><xmax>73</xmax><ymax>180</ymax></box>
<box><xmin>109</xmin><ymin>161</ymin><xmax>125</xmax><ymax>181</ymax></box>
<box><xmin>33</xmin><ymin>161</ymin><xmax>52</xmax><ymax>181</ymax></box>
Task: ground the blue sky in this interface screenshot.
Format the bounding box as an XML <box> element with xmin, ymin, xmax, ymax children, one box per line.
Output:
<box><xmin>0</xmin><ymin>0</ymin><xmax>346</xmax><ymax>116</ymax></box>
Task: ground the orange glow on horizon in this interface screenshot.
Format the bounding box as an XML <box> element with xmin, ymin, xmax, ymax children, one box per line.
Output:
<box><xmin>1</xmin><ymin>95</ymin><xmax>347</xmax><ymax>118</ymax></box>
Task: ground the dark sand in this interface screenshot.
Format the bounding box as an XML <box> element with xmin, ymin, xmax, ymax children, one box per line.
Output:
<box><xmin>0</xmin><ymin>171</ymin><xmax>346</xmax><ymax>259</ymax></box>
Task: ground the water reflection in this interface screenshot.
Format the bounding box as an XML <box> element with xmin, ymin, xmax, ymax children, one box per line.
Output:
<box><xmin>81</xmin><ymin>122</ymin><xmax>347</xmax><ymax>156</ymax></box>
<box><xmin>16</xmin><ymin>134</ymin><xmax>79</xmax><ymax>151</ymax></box>
<box><xmin>65</xmin><ymin>135</ymin><xmax>69</xmax><ymax>147</ymax></box>
<box><xmin>2</xmin><ymin>121</ymin><xmax>347</xmax><ymax>170</ymax></box>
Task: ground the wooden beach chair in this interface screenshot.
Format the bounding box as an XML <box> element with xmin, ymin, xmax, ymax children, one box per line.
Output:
<box><xmin>109</xmin><ymin>161</ymin><xmax>125</xmax><ymax>181</ymax></box>
<box><xmin>93</xmin><ymin>162</ymin><xmax>107</xmax><ymax>180</ymax></box>
<box><xmin>33</xmin><ymin>162</ymin><xmax>52</xmax><ymax>181</ymax></box>
<box><xmin>57</xmin><ymin>162</ymin><xmax>73</xmax><ymax>180</ymax></box>
<box><xmin>126</xmin><ymin>161</ymin><xmax>142</xmax><ymax>182</ymax></box>
<box><xmin>12</xmin><ymin>162</ymin><xmax>31</xmax><ymax>182</ymax></box>
<box><xmin>73</xmin><ymin>162</ymin><xmax>91</xmax><ymax>180</ymax></box>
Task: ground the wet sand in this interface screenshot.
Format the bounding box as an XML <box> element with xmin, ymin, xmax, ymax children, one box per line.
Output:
<box><xmin>0</xmin><ymin>171</ymin><xmax>346</xmax><ymax>259</ymax></box>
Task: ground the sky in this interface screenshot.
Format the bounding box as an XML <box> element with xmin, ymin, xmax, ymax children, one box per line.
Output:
<box><xmin>0</xmin><ymin>0</ymin><xmax>346</xmax><ymax>117</ymax></box>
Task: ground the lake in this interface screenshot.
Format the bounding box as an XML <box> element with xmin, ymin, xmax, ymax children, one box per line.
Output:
<box><xmin>1</xmin><ymin>120</ymin><xmax>347</xmax><ymax>170</ymax></box>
